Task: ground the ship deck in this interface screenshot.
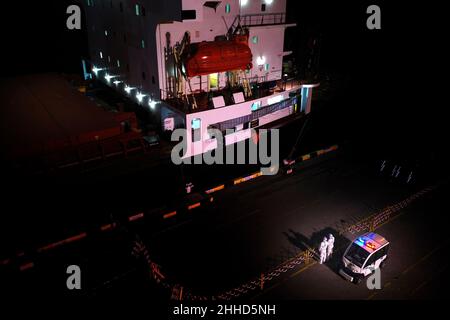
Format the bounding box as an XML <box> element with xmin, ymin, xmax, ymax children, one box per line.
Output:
<box><xmin>0</xmin><ymin>73</ymin><xmax>131</xmax><ymax>159</ymax></box>
<box><xmin>163</xmin><ymin>78</ymin><xmax>304</xmax><ymax>114</ymax></box>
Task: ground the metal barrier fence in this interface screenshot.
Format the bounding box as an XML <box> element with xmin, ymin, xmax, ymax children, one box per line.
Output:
<box><xmin>345</xmin><ymin>185</ymin><xmax>436</xmax><ymax>235</ymax></box>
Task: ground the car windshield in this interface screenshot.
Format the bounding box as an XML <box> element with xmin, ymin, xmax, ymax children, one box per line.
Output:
<box><xmin>345</xmin><ymin>243</ymin><xmax>370</xmax><ymax>268</ymax></box>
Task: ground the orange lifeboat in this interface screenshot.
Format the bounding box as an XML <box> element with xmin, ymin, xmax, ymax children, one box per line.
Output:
<box><xmin>184</xmin><ymin>35</ymin><xmax>253</xmax><ymax>78</ymax></box>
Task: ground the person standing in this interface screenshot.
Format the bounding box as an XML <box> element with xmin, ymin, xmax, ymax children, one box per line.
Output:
<box><xmin>319</xmin><ymin>237</ymin><xmax>328</xmax><ymax>264</ymax></box>
<box><xmin>327</xmin><ymin>233</ymin><xmax>335</xmax><ymax>261</ymax></box>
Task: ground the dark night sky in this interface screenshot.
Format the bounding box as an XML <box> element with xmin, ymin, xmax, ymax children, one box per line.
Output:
<box><xmin>1</xmin><ymin>1</ymin><xmax>88</xmax><ymax>76</ymax></box>
<box><xmin>0</xmin><ymin>1</ymin><xmax>445</xmax><ymax>160</ymax></box>
<box><xmin>288</xmin><ymin>1</ymin><xmax>445</xmax><ymax>161</ymax></box>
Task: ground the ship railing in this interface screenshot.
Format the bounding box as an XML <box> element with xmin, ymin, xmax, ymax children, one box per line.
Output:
<box><xmin>238</xmin><ymin>12</ymin><xmax>286</xmax><ymax>27</ymax></box>
<box><xmin>160</xmin><ymin>88</ymin><xmax>174</xmax><ymax>101</ymax></box>
<box><xmin>212</xmin><ymin>96</ymin><xmax>299</xmax><ymax>132</ymax></box>
<box><xmin>161</xmin><ymin>76</ymin><xmax>304</xmax><ymax>114</ymax></box>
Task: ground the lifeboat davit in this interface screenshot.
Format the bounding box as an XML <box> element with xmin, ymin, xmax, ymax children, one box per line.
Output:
<box><xmin>184</xmin><ymin>35</ymin><xmax>253</xmax><ymax>78</ymax></box>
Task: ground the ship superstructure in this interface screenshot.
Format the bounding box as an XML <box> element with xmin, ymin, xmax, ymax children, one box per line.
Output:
<box><xmin>83</xmin><ymin>0</ymin><xmax>318</xmax><ymax>157</ymax></box>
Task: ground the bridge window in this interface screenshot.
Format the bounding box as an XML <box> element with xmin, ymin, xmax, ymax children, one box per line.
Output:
<box><xmin>182</xmin><ymin>10</ymin><xmax>197</xmax><ymax>20</ymax></box>
<box><xmin>192</xmin><ymin>118</ymin><xmax>202</xmax><ymax>142</ymax></box>
<box><xmin>209</xmin><ymin>73</ymin><xmax>219</xmax><ymax>89</ymax></box>
<box><xmin>251</xmin><ymin>101</ymin><xmax>262</xmax><ymax>111</ymax></box>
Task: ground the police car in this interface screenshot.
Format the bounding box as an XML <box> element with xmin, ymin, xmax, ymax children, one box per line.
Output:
<box><xmin>339</xmin><ymin>232</ymin><xmax>389</xmax><ymax>284</ymax></box>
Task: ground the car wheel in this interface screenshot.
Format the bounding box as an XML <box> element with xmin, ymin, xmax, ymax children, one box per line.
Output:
<box><xmin>353</xmin><ymin>277</ymin><xmax>362</xmax><ymax>284</ymax></box>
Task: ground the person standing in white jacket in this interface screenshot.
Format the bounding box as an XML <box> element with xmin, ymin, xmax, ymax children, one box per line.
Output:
<box><xmin>327</xmin><ymin>234</ymin><xmax>335</xmax><ymax>261</ymax></box>
<box><xmin>319</xmin><ymin>237</ymin><xmax>328</xmax><ymax>264</ymax></box>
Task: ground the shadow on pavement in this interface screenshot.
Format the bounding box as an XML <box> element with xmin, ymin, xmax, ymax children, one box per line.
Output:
<box><xmin>284</xmin><ymin>227</ymin><xmax>352</xmax><ymax>275</ymax></box>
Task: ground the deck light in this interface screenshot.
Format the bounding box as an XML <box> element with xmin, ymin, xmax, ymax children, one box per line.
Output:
<box><xmin>136</xmin><ymin>92</ymin><xmax>147</xmax><ymax>103</ymax></box>
<box><xmin>124</xmin><ymin>85</ymin><xmax>135</xmax><ymax>94</ymax></box>
<box><xmin>149</xmin><ymin>99</ymin><xmax>157</xmax><ymax>109</ymax></box>
<box><xmin>104</xmin><ymin>73</ymin><xmax>113</xmax><ymax>83</ymax></box>
<box><xmin>256</xmin><ymin>56</ymin><xmax>266</xmax><ymax>66</ymax></box>
<box><xmin>92</xmin><ymin>66</ymin><xmax>104</xmax><ymax>75</ymax></box>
